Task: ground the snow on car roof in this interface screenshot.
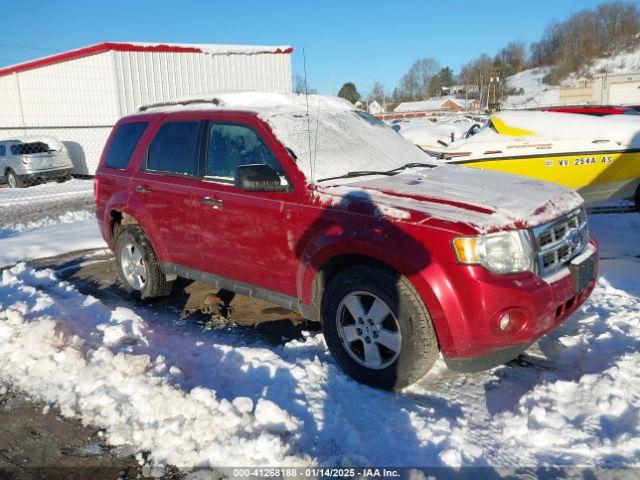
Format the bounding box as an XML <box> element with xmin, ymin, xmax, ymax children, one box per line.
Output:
<box><xmin>139</xmin><ymin>91</ymin><xmax>436</xmax><ymax>183</ymax></box>
<box><xmin>138</xmin><ymin>90</ymin><xmax>356</xmax><ymax>115</ymax></box>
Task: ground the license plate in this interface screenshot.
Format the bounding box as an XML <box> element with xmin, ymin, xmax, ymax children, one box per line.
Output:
<box><xmin>569</xmin><ymin>251</ymin><xmax>596</xmax><ymax>295</ymax></box>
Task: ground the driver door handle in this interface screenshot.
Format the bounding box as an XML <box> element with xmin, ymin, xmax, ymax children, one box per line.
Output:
<box><xmin>202</xmin><ymin>196</ymin><xmax>224</xmax><ymax>209</ymax></box>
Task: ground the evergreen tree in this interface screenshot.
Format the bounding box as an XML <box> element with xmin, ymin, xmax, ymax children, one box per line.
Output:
<box><xmin>337</xmin><ymin>82</ymin><xmax>361</xmax><ymax>104</ymax></box>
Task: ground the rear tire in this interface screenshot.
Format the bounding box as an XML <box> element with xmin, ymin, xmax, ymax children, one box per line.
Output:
<box><xmin>6</xmin><ymin>170</ymin><xmax>23</xmax><ymax>188</ymax></box>
<box><xmin>321</xmin><ymin>265</ymin><xmax>439</xmax><ymax>390</ymax></box>
<box><xmin>114</xmin><ymin>225</ymin><xmax>173</xmax><ymax>299</ymax></box>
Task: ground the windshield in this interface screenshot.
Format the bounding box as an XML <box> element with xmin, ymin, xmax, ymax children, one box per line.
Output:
<box><xmin>265</xmin><ymin>108</ymin><xmax>437</xmax><ymax>183</ymax></box>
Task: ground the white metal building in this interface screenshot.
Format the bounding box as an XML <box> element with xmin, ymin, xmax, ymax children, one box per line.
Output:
<box><xmin>0</xmin><ymin>42</ymin><xmax>293</xmax><ymax>174</ymax></box>
<box><xmin>592</xmin><ymin>72</ymin><xmax>640</xmax><ymax>105</ymax></box>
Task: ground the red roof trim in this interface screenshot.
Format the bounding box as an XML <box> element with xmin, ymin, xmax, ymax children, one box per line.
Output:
<box><xmin>0</xmin><ymin>42</ymin><xmax>293</xmax><ymax>77</ymax></box>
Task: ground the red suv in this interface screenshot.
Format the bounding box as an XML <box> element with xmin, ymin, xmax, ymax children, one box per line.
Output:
<box><xmin>95</xmin><ymin>92</ymin><xmax>598</xmax><ymax>389</ymax></box>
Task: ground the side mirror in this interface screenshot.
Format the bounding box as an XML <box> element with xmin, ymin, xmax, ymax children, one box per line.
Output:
<box><xmin>235</xmin><ymin>164</ymin><xmax>289</xmax><ymax>192</ymax></box>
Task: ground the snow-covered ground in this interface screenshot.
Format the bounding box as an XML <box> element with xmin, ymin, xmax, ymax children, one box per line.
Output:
<box><xmin>0</xmin><ymin>200</ymin><xmax>639</xmax><ymax>468</ymax></box>
<box><xmin>0</xmin><ymin>211</ymin><xmax>105</xmax><ymax>268</ymax></box>
<box><xmin>0</xmin><ymin>180</ymin><xmax>104</xmax><ymax>267</ymax></box>
<box><xmin>0</xmin><ymin>179</ymin><xmax>93</xmax><ymax>209</ymax></box>
<box><xmin>504</xmin><ymin>67</ymin><xmax>560</xmax><ymax>109</ymax></box>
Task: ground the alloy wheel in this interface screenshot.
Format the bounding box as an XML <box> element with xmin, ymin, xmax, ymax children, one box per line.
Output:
<box><xmin>120</xmin><ymin>242</ymin><xmax>147</xmax><ymax>290</ymax></box>
<box><xmin>336</xmin><ymin>291</ymin><xmax>402</xmax><ymax>369</ymax></box>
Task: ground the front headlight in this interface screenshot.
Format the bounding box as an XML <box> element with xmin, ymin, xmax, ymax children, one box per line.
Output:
<box><xmin>452</xmin><ymin>230</ymin><xmax>534</xmax><ymax>274</ymax></box>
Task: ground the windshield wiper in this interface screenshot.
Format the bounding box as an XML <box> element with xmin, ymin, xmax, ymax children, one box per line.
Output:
<box><xmin>317</xmin><ymin>162</ymin><xmax>435</xmax><ymax>183</ymax></box>
<box><xmin>318</xmin><ymin>170</ymin><xmax>398</xmax><ymax>183</ymax></box>
<box><xmin>389</xmin><ymin>162</ymin><xmax>435</xmax><ymax>172</ymax></box>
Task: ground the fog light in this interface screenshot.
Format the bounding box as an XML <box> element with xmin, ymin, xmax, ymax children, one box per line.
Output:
<box><xmin>499</xmin><ymin>313</ymin><xmax>511</xmax><ymax>331</ymax></box>
<box><xmin>492</xmin><ymin>308</ymin><xmax>528</xmax><ymax>335</ymax></box>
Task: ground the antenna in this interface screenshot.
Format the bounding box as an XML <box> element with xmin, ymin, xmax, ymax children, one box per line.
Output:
<box><xmin>303</xmin><ymin>48</ymin><xmax>315</xmax><ymax>199</ymax></box>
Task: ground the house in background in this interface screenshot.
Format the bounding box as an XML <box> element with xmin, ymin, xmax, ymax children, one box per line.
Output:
<box><xmin>367</xmin><ymin>100</ymin><xmax>385</xmax><ymax>114</ymax></box>
<box><xmin>0</xmin><ymin>42</ymin><xmax>293</xmax><ymax>174</ymax></box>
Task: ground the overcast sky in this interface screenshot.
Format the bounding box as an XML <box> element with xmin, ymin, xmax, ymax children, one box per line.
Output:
<box><xmin>1</xmin><ymin>0</ymin><xmax>606</xmax><ymax>96</ymax></box>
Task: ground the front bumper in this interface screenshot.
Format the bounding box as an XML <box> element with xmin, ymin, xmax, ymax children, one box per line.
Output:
<box><xmin>419</xmin><ymin>237</ymin><xmax>599</xmax><ymax>365</ymax></box>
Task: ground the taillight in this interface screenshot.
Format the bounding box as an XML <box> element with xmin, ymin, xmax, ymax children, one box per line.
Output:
<box><xmin>93</xmin><ymin>177</ymin><xmax>100</xmax><ymax>204</ymax></box>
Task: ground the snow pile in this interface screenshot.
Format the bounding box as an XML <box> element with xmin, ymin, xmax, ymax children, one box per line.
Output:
<box><xmin>0</xmin><ymin>209</ymin><xmax>94</xmax><ymax>238</ymax></box>
<box><xmin>486</xmin><ymin>213</ymin><xmax>640</xmax><ymax>465</ymax></box>
<box><xmin>0</xmin><ymin>212</ymin><xmax>105</xmax><ymax>267</ymax></box>
<box><xmin>0</xmin><ymin>262</ymin><xmax>477</xmax><ymax>468</ymax></box>
<box><xmin>0</xmin><ymin>179</ymin><xmax>93</xmax><ymax>208</ymax></box>
<box><xmin>0</xmin><ymin>264</ymin><xmax>309</xmax><ymax>467</ymax></box>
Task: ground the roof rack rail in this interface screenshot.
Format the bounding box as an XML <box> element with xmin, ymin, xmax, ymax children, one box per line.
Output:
<box><xmin>138</xmin><ymin>98</ymin><xmax>221</xmax><ymax>112</ymax></box>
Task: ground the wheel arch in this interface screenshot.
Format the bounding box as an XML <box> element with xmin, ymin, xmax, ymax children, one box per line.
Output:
<box><xmin>107</xmin><ymin>207</ymin><xmax>169</xmax><ymax>262</ymax></box>
<box><xmin>304</xmin><ymin>248</ymin><xmax>454</xmax><ymax>354</ymax></box>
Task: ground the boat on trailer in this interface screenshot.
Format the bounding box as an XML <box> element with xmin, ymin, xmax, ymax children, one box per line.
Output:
<box><xmin>420</xmin><ymin>111</ymin><xmax>640</xmax><ymax>209</ymax></box>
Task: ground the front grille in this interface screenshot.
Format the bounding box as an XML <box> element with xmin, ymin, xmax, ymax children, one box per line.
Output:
<box><xmin>533</xmin><ymin>207</ymin><xmax>588</xmax><ymax>277</ymax></box>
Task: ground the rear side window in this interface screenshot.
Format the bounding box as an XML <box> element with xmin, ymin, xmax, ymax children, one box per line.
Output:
<box><xmin>105</xmin><ymin>122</ymin><xmax>148</xmax><ymax>169</ymax></box>
<box><xmin>147</xmin><ymin>121</ymin><xmax>200</xmax><ymax>175</ymax></box>
<box><xmin>0</xmin><ymin>145</ymin><xmax>5</xmax><ymax>156</ymax></box>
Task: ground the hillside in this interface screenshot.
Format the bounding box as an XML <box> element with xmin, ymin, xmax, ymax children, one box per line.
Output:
<box><xmin>504</xmin><ymin>48</ymin><xmax>640</xmax><ymax>108</ymax></box>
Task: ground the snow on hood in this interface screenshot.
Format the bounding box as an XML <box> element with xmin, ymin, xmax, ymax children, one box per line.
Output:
<box><xmin>318</xmin><ymin>164</ymin><xmax>584</xmax><ymax>233</ymax></box>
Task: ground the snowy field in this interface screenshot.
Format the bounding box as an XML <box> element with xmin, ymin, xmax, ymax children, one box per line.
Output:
<box><xmin>0</xmin><ymin>180</ymin><xmax>639</xmax><ymax>470</ymax></box>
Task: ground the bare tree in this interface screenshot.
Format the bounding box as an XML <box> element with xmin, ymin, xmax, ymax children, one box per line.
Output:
<box><xmin>293</xmin><ymin>74</ymin><xmax>317</xmax><ymax>95</ymax></box>
<box><xmin>368</xmin><ymin>81</ymin><xmax>387</xmax><ymax>104</ymax></box>
<box><xmin>395</xmin><ymin>57</ymin><xmax>440</xmax><ymax>101</ymax></box>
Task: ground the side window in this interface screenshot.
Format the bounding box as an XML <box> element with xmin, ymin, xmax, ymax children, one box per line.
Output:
<box><xmin>206</xmin><ymin>123</ymin><xmax>283</xmax><ymax>180</ymax></box>
<box><xmin>0</xmin><ymin>145</ymin><xmax>5</xmax><ymax>157</ymax></box>
<box><xmin>147</xmin><ymin>121</ymin><xmax>200</xmax><ymax>175</ymax></box>
<box><xmin>105</xmin><ymin>122</ymin><xmax>148</xmax><ymax>169</ymax></box>
<box><xmin>10</xmin><ymin>144</ymin><xmax>20</xmax><ymax>155</ymax></box>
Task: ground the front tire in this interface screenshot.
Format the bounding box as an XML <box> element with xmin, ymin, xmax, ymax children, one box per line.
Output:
<box><xmin>321</xmin><ymin>265</ymin><xmax>439</xmax><ymax>390</ymax></box>
<box><xmin>6</xmin><ymin>170</ymin><xmax>23</xmax><ymax>188</ymax></box>
<box><xmin>114</xmin><ymin>225</ymin><xmax>173</xmax><ymax>299</ymax></box>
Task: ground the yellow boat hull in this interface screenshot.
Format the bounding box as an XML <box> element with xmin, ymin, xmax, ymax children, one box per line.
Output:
<box><xmin>451</xmin><ymin>149</ymin><xmax>640</xmax><ymax>204</ymax></box>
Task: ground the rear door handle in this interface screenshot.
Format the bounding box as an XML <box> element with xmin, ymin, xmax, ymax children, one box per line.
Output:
<box><xmin>136</xmin><ymin>185</ymin><xmax>151</xmax><ymax>194</ymax></box>
<box><xmin>202</xmin><ymin>196</ymin><xmax>224</xmax><ymax>209</ymax></box>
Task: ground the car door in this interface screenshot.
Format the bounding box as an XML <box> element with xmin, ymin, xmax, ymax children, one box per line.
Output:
<box><xmin>130</xmin><ymin>118</ymin><xmax>205</xmax><ymax>270</ymax></box>
<box><xmin>194</xmin><ymin>117</ymin><xmax>301</xmax><ymax>296</ymax></box>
